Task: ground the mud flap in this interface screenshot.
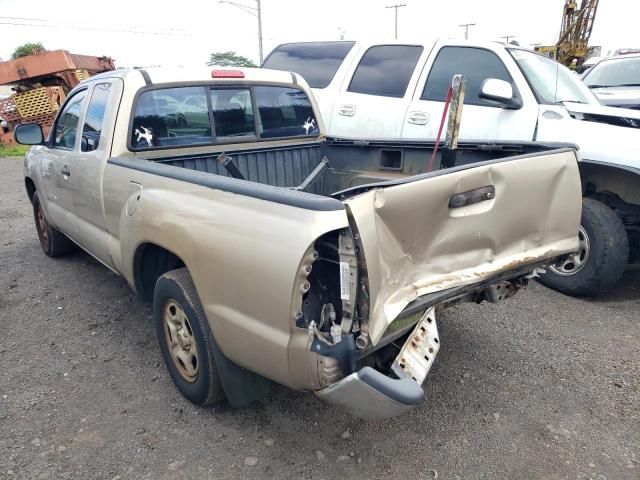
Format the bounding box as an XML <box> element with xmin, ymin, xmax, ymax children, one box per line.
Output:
<box><xmin>208</xmin><ymin>331</ymin><xmax>272</xmax><ymax>408</ymax></box>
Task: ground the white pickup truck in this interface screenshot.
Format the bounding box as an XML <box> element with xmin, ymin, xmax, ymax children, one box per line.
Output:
<box><xmin>16</xmin><ymin>66</ymin><xmax>581</xmax><ymax>418</ymax></box>
<box><xmin>264</xmin><ymin>39</ymin><xmax>640</xmax><ymax>296</ymax></box>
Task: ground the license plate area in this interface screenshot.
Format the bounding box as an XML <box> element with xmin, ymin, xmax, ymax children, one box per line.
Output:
<box><xmin>391</xmin><ymin>307</ymin><xmax>440</xmax><ymax>385</ymax></box>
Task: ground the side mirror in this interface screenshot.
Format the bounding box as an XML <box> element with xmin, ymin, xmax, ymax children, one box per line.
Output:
<box><xmin>14</xmin><ymin>123</ymin><xmax>44</xmax><ymax>145</ymax></box>
<box><xmin>479</xmin><ymin>79</ymin><xmax>522</xmax><ymax>109</ymax></box>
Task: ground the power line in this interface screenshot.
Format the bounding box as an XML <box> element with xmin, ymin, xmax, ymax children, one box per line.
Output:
<box><xmin>218</xmin><ymin>0</ymin><xmax>263</xmax><ymax>64</ymax></box>
<box><xmin>386</xmin><ymin>3</ymin><xmax>406</xmax><ymax>40</ymax></box>
<box><xmin>0</xmin><ymin>21</ymin><xmax>188</xmax><ymax>36</ymax></box>
<box><xmin>500</xmin><ymin>35</ymin><xmax>516</xmax><ymax>44</ymax></box>
<box><xmin>217</xmin><ymin>1</ymin><xmax>257</xmax><ymax>17</ymax></box>
<box><xmin>0</xmin><ymin>17</ymin><xmax>188</xmax><ymax>36</ymax></box>
<box><xmin>0</xmin><ymin>16</ymin><xmax>187</xmax><ymax>33</ymax></box>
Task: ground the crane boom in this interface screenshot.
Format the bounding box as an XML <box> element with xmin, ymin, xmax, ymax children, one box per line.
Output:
<box><xmin>534</xmin><ymin>0</ymin><xmax>600</xmax><ymax>68</ymax></box>
<box><xmin>557</xmin><ymin>0</ymin><xmax>600</xmax><ymax>66</ymax></box>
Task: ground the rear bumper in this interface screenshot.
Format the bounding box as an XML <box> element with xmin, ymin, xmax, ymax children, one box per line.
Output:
<box><xmin>314</xmin><ymin>264</ymin><xmax>552</xmax><ymax>419</ymax></box>
<box><xmin>315</xmin><ymin>366</ymin><xmax>424</xmax><ymax>419</ymax></box>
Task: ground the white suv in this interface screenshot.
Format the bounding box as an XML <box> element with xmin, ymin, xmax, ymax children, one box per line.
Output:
<box><xmin>264</xmin><ymin>39</ymin><xmax>640</xmax><ymax>296</ymax></box>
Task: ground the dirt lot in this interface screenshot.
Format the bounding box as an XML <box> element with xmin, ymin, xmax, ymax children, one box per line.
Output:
<box><xmin>1</xmin><ymin>155</ymin><xmax>639</xmax><ymax>480</ymax></box>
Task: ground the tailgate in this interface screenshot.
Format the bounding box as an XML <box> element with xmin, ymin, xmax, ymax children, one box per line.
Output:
<box><xmin>344</xmin><ymin>149</ymin><xmax>582</xmax><ymax>345</ymax></box>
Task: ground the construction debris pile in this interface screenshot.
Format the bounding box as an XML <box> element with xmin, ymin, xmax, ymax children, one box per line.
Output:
<box><xmin>0</xmin><ymin>50</ymin><xmax>115</xmax><ymax>145</ymax></box>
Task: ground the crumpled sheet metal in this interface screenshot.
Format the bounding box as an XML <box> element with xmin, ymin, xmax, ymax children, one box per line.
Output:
<box><xmin>345</xmin><ymin>150</ymin><xmax>582</xmax><ymax>345</ymax></box>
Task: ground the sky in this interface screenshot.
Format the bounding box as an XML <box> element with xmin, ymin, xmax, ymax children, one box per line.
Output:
<box><xmin>0</xmin><ymin>0</ymin><xmax>638</xmax><ymax>68</ymax></box>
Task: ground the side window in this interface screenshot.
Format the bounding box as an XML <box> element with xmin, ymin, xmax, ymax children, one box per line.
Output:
<box><xmin>53</xmin><ymin>90</ymin><xmax>87</xmax><ymax>150</ymax></box>
<box><xmin>210</xmin><ymin>88</ymin><xmax>255</xmax><ymax>139</ymax></box>
<box><xmin>131</xmin><ymin>87</ymin><xmax>211</xmax><ymax>149</ymax></box>
<box><xmin>81</xmin><ymin>83</ymin><xmax>111</xmax><ymax>152</ymax></box>
<box><xmin>347</xmin><ymin>45</ymin><xmax>424</xmax><ymax>98</ymax></box>
<box><xmin>422</xmin><ymin>47</ymin><xmax>514</xmax><ymax>105</ymax></box>
<box><xmin>254</xmin><ymin>86</ymin><xmax>318</xmax><ymax>138</ymax></box>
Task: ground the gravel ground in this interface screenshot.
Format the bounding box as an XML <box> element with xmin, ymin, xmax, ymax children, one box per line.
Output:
<box><xmin>1</xmin><ymin>155</ymin><xmax>639</xmax><ymax>480</ymax></box>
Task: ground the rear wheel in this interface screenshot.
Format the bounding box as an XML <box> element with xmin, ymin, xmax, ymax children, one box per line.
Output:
<box><xmin>538</xmin><ymin>198</ymin><xmax>629</xmax><ymax>296</ymax></box>
<box><xmin>153</xmin><ymin>268</ymin><xmax>225</xmax><ymax>405</ymax></box>
<box><xmin>32</xmin><ymin>191</ymin><xmax>76</xmax><ymax>257</ymax></box>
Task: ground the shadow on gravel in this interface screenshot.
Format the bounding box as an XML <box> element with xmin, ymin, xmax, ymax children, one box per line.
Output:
<box><xmin>206</xmin><ymin>305</ymin><xmax>513</xmax><ymax>438</ymax></box>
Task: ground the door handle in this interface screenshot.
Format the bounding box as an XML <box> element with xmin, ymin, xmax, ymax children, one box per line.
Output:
<box><xmin>449</xmin><ymin>185</ymin><xmax>495</xmax><ymax>208</ymax></box>
<box><xmin>61</xmin><ymin>165</ymin><xmax>71</xmax><ymax>178</ymax></box>
<box><xmin>407</xmin><ymin>111</ymin><xmax>430</xmax><ymax>125</ymax></box>
<box><xmin>338</xmin><ymin>104</ymin><xmax>356</xmax><ymax>117</ymax></box>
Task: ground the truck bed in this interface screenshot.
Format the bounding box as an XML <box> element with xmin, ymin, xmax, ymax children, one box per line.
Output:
<box><xmin>141</xmin><ymin>137</ymin><xmax>573</xmax><ymax>197</ymax></box>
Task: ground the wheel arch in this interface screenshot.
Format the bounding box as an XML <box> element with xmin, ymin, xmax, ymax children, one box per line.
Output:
<box><xmin>579</xmin><ymin>160</ymin><xmax>640</xmax><ymax>206</ymax></box>
<box><xmin>25</xmin><ymin>177</ymin><xmax>36</xmax><ymax>203</ymax></box>
<box><xmin>133</xmin><ymin>242</ymin><xmax>186</xmax><ymax>302</ymax></box>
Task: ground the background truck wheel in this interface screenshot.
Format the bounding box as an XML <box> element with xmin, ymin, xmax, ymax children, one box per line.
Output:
<box><xmin>153</xmin><ymin>267</ymin><xmax>225</xmax><ymax>406</ymax></box>
<box><xmin>32</xmin><ymin>191</ymin><xmax>76</xmax><ymax>257</ymax></box>
<box><xmin>538</xmin><ymin>198</ymin><xmax>629</xmax><ymax>296</ymax></box>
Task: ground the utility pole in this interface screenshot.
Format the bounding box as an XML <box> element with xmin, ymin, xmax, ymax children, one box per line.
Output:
<box><xmin>458</xmin><ymin>22</ymin><xmax>476</xmax><ymax>40</ymax></box>
<box><xmin>219</xmin><ymin>0</ymin><xmax>264</xmax><ymax>64</ymax></box>
<box><xmin>256</xmin><ymin>0</ymin><xmax>263</xmax><ymax>64</ymax></box>
<box><xmin>386</xmin><ymin>3</ymin><xmax>407</xmax><ymax>40</ymax></box>
<box><xmin>500</xmin><ymin>35</ymin><xmax>515</xmax><ymax>44</ymax></box>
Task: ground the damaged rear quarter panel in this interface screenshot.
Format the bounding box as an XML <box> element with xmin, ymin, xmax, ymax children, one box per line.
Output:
<box><xmin>344</xmin><ymin>150</ymin><xmax>582</xmax><ymax>345</ymax></box>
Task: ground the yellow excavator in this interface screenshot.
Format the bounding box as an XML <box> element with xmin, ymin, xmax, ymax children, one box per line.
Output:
<box><xmin>534</xmin><ymin>0</ymin><xmax>600</xmax><ymax>69</ymax></box>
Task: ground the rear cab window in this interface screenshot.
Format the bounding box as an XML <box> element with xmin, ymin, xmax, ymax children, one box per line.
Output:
<box><xmin>255</xmin><ymin>86</ymin><xmax>318</xmax><ymax>138</ymax></box>
<box><xmin>130</xmin><ymin>83</ymin><xmax>318</xmax><ymax>151</ymax></box>
<box><xmin>262</xmin><ymin>42</ymin><xmax>355</xmax><ymax>88</ymax></box>
<box><xmin>210</xmin><ymin>88</ymin><xmax>255</xmax><ymax>139</ymax></box>
<box><xmin>422</xmin><ymin>46</ymin><xmax>514</xmax><ymax>105</ymax></box>
<box><xmin>132</xmin><ymin>87</ymin><xmax>212</xmax><ymax>149</ymax></box>
<box><xmin>348</xmin><ymin>45</ymin><xmax>424</xmax><ymax>98</ymax></box>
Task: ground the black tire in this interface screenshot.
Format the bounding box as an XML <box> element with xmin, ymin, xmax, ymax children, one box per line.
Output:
<box><xmin>32</xmin><ymin>191</ymin><xmax>76</xmax><ymax>257</ymax></box>
<box><xmin>153</xmin><ymin>267</ymin><xmax>225</xmax><ymax>406</ymax></box>
<box><xmin>538</xmin><ymin>198</ymin><xmax>629</xmax><ymax>296</ymax></box>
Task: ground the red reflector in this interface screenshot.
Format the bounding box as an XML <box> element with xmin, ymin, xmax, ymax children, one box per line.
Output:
<box><xmin>211</xmin><ymin>70</ymin><xmax>245</xmax><ymax>78</ymax></box>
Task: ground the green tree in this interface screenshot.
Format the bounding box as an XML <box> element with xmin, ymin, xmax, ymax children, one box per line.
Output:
<box><xmin>208</xmin><ymin>51</ymin><xmax>256</xmax><ymax>68</ymax></box>
<box><xmin>11</xmin><ymin>42</ymin><xmax>46</xmax><ymax>59</ymax></box>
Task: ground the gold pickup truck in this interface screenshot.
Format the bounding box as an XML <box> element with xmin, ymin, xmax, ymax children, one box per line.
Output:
<box><xmin>17</xmin><ymin>67</ymin><xmax>582</xmax><ymax>419</ymax></box>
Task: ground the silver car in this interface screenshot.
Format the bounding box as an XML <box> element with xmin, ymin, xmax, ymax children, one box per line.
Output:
<box><xmin>583</xmin><ymin>54</ymin><xmax>640</xmax><ymax>109</ymax></box>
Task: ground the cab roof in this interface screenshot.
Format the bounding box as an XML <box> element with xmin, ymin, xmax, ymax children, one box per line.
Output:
<box><xmin>86</xmin><ymin>66</ymin><xmax>302</xmax><ymax>87</ymax></box>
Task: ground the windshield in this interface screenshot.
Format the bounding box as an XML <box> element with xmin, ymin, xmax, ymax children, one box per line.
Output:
<box><xmin>583</xmin><ymin>56</ymin><xmax>640</xmax><ymax>87</ymax></box>
<box><xmin>508</xmin><ymin>48</ymin><xmax>597</xmax><ymax>105</ymax></box>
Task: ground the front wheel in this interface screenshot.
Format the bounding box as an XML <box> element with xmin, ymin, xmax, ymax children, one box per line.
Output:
<box><xmin>538</xmin><ymin>198</ymin><xmax>629</xmax><ymax>296</ymax></box>
<box><xmin>153</xmin><ymin>268</ymin><xmax>225</xmax><ymax>405</ymax></box>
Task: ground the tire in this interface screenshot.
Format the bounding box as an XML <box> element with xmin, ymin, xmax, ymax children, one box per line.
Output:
<box><xmin>32</xmin><ymin>191</ymin><xmax>76</xmax><ymax>257</ymax></box>
<box><xmin>538</xmin><ymin>198</ymin><xmax>629</xmax><ymax>296</ymax></box>
<box><xmin>153</xmin><ymin>267</ymin><xmax>225</xmax><ymax>406</ymax></box>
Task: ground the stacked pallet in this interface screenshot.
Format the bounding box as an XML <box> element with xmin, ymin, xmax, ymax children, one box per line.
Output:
<box><xmin>0</xmin><ymin>50</ymin><xmax>115</xmax><ymax>144</ymax></box>
<box><xmin>0</xmin><ymin>86</ymin><xmax>65</xmax><ymax>142</ymax></box>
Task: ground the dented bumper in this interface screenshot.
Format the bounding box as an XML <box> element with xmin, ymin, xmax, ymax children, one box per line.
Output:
<box><xmin>316</xmin><ymin>366</ymin><xmax>424</xmax><ymax>419</ymax></box>
<box><xmin>316</xmin><ymin>307</ymin><xmax>440</xmax><ymax>419</ymax></box>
